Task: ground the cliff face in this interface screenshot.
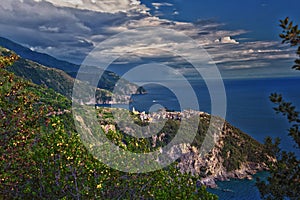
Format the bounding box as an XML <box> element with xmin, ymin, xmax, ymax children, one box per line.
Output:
<box><xmin>178</xmin><ymin>117</ymin><xmax>270</xmax><ymax>188</ymax></box>
<box><xmin>177</xmin><ymin>138</ymin><xmax>267</xmax><ymax>188</ymax></box>
<box><xmin>98</xmin><ymin>109</ymin><xmax>272</xmax><ymax>188</ymax></box>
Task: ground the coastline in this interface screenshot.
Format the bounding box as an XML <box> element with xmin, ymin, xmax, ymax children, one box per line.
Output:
<box><xmin>96</xmin><ymin>106</ymin><xmax>271</xmax><ymax>191</ymax></box>
<box><xmin>207</xmin><ymin>171</ymin><xmax>269</xmax><ymax>200</ymax></box>
<box><xmin>199</xmin><ymin>162</ymin><xmax>268</xmax><ymax>188</ymax></box>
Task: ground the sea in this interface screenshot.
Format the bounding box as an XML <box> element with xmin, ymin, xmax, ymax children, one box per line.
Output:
<box><xmin>100</xmin><ymin>77</ymin><xmax>300</xmax><ymax>200</ymax></box>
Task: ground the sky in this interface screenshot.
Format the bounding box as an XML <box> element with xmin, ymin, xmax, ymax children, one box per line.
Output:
<box><xmin>142</xmin><ymin>0</ymin><xmax>300</xmax><ymax>41</ymax></box>
<box><xmin>0</xmin><ymin>0</ymin><xmax>299</xmax><ymax>79</ymax></box>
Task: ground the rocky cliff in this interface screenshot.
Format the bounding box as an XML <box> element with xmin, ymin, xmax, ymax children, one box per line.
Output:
<box><xmin>177</xmin><ymin>119</ymin><xmax>270</xmax><ymax>188</ymax></box>
<box><xmin>98</xmin><ymin>108</ymin><xmax>272</xmax><ymax>188</ymax></box>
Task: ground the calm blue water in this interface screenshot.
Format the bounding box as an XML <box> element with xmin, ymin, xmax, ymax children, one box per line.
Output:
<box><xmin>128</xmin><ymin>77</ymin><xmax>300</xmax><ymax>200</ymax></box>
<box><xmin>207</xmin><ymin>171</ymin><xmax>269</xmax><ymax>200</ymax></box>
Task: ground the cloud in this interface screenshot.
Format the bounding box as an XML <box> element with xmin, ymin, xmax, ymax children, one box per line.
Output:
<box><xmin>39</xmin><ymin>25</ymin><xmax>60</xmax><ymax>33</ymax></box>
<box><xmin>0</xmin><ymin>0</ymin><xmax>144</xmax><ymax>62</ymax></box>
<box><xmin>206</xmin><ymin>40</ymin><xmax>295</xmax><ymax>72</ymax></box>
<box><xmin>39</xmin><ymin>0</ymin><xmax>150</xmax><ymax>14</ymax></box>
<box><xmin>152</xmin><ymin>2</ymin><xmax>173</xmax><ymax>10</ymax></box>
<box><xmin>223</xmin><ymin>63</ymin><xmax>269</xmax><ymax>70</ymax></box>
<box><xmin>172</xmin><ymin>11</ymin><xmax>179</xmax><ymax>15</ymax></box>
<box><xmin>0</xmin><ymin>0</ymin><xmax>296</xmax><ymax>78</ymax></box>
<box><xmin>215</xmin><ymin>36</ymin><xmax>239</xmax><ymax>44</ymax></box>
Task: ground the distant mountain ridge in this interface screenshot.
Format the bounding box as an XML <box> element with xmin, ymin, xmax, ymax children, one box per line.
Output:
<box><xmin>0</xmin><ymin>46</ymin><xmax>112</xmax><ymax>101</ymax></box>
<box><xmin>0</xmin><ymin>37</ymin><xmax>144</xmax><ymax>98</ymax></box>
<box><xmin>0</xmin><ymin>37</ymin><xmax>79</xmax><ymax>73</ymax></box>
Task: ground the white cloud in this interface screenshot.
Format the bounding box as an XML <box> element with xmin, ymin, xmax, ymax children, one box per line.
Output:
<box><xmin>39</xmin><ymin>25</ymin><xmax>60</xmax><ymax>33</ymax></box>
<box><xmin>172</xmin><ymin>11</ymin><xmax>179</xmax><ymax>15</ymax></box>
<box><xmin>257</xmin><ymin>49</ymin><xmax>282</xmax><ymax>53</ymax></box>
<box><xmin>215</xmin><ymin>36</ymin><xmax>239</xmax><ymax>44</ymax></box>
<box><xmin>152</xmin><ymin>2</ymin><xmax>173</xmax><ymax>10</ymax></box>
<box><xmin>222</xmin><ymin>61</ymin><xmax>272</xmax><ymax>70</ymax></box>
<box><xmin>41</xmin><ymin>0</ymin><xmax>149</xmax><ymax>14</ymax></box>
<box><xmin>206</xmin><ymin>39</ymin><xmax>295</xmax><ymax>71</ymax></box>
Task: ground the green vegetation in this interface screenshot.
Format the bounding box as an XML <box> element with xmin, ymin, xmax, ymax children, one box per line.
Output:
<box><xmin>256</xmin><ymin>17</ymin><xmax>300</xmax><ymax>200</ymax></box>
<box><xmin>0</xmin><ymin>51</ymin><xmax>217</xmax><ymax>199</ymax></box>
<box><xmin>279</xmin><ymin>17</ymin><xmax>300</xmax><ymax>70</ymax></box>
<box><xmin>0</xmin><ymin>45</ymin><xmax>143</xmax><ymax>105</ymax></box>
<box><xmin>220</xmin><ymin>124</ymin><xmax>267</xmax><ymax>172</ymax></box>
<box><xmin>98</xmin><ymin>108</ymin><xmax>269</xmax><ymax>173</ymax></box>
<box><xmin>8</xmin><ymin>56</ymin><xmax>75</xmax><ymax>98</ymax></box>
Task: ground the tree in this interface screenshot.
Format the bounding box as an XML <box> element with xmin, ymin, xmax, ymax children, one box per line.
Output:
<box><xmin>279</xmin><ymin>17</ymin><xmax>300</xmax><ymax>70</ymax></box>
<box><xmin>256</xmin><ymin>17</ymin><xmax>300</xmax><ymax>200</ymax></box>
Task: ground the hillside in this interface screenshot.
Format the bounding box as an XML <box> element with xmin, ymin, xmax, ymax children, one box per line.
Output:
<box><xmin>0</xmin><ymin>51</ymin><xmax>217</xmax><ymax>199</ymax></box>
<box><xmin>0</xmin><ymin>47</ymin><xmax>144</xmax><ymax>104</ymax></box>
<box><xmin>0</xmin><ymin>46</ymin><xmax>113</xmax><ymax>102</ymax></box>
<box><xmin>96</xmin><ymin>108</ymin><xmax>272</xmax><ymax>188</ymax></box>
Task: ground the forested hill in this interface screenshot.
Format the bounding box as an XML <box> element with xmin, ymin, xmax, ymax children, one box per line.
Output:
<box><xmin>0</xmin><ymin>46</ymin><xmax>144</xmax><ymax>104</ymax></box>
<box><xmin>0</xmin><ymin>46</ymin><xmax>112</xmax><ymax>101</ymax></box>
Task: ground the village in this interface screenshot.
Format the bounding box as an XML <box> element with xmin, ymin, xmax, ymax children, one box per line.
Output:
<box><xmin>131</xmin><ymin>107</ymin><xmax>203</xmax><ymax>123</ymax></box>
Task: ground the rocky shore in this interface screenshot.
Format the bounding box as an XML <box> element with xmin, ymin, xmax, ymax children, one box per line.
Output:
<box><xmin>197</xmin><ymin>162</ymin><xmax>268</xmax><ymax>188</ymax></box>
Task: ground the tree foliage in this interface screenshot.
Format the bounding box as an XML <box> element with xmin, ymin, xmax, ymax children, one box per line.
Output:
<box><xmin>256</xmin><ymin>17</ymin><xmax>300</xmax><ymax>200</ymax></box>
<box><xmin>270</xmin><ymin>93</ymin><xmax>300</xmax><ymax>147</ymax></box>
<box><xmin>279</xmin><ymin>17</ymin><xmax>300</xmax><ymax>70</ymax></box>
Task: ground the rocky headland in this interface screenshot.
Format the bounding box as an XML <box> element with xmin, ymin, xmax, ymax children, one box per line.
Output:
<box><xmin>99</xmin><ymin>108</ymin><xmax>273</xmax><ymax>188</ymax></box>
